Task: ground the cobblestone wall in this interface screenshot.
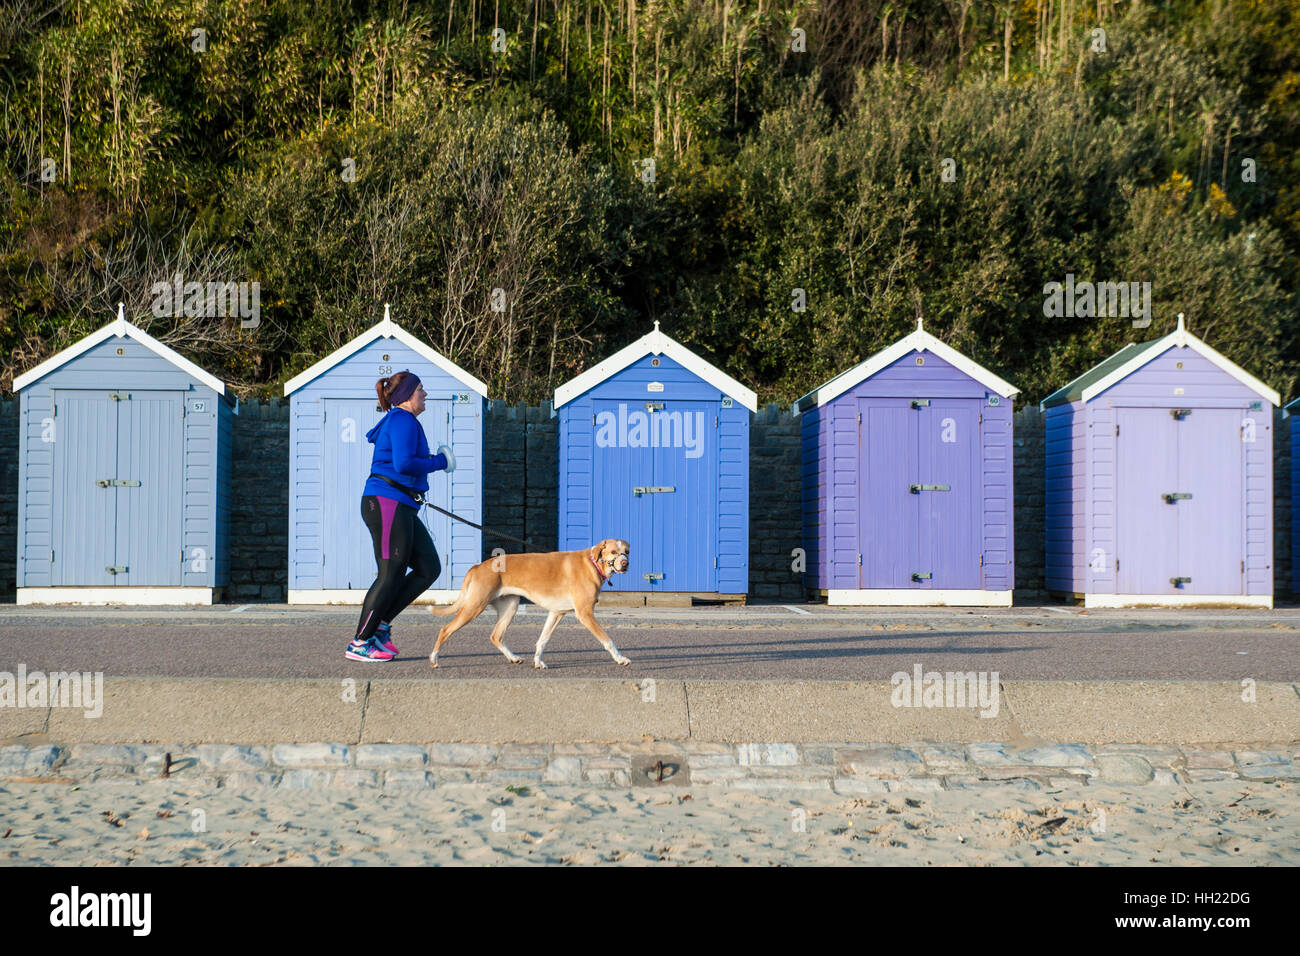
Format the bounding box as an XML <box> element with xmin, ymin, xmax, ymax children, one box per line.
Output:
<box><xmin>749</xmin><ymin>404</ymin><xmax>805</xmax><ymax>601</ymax></box>
<box><xmin>1274</xmin><ymin>408</ymin><xmax>1292</xmax><ymax>598</ymax></box>
<box><xmin>228</xmin><ymin>398</ymin><xmax>291</xmax><ymax>602</ymax></box>
<box><xmin>1013</xmin><ymin>406</ymin><xmax>1047</xmax><ymax>601</ymax></box>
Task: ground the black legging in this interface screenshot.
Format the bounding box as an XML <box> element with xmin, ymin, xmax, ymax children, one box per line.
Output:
<box><xmin>354</xmin><ymin>495</ymin><xmax>442</xmax><ymax>643</ymax></box>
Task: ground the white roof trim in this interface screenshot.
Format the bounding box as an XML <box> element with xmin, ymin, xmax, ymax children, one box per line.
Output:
<box><xmin>283</xmin><ymin>313</ymin><xmax>488</xmax><ymax>398</ymax></box>
<box><xmin>553</xmin><ymin>322</ymin><xmax>758</xmax><ymax>411</ymax></box>
<box><xmin>14</xmin><ymin>307</ymin><xmax>227</xmax><ymax>395</ymax></box>
<box><xmin>1080</xmin><ymin>315</ymin><xmax>1279</xmax><ymax>406</ymax></box>
<box><xmin>794</xmin><ymin>322</ymin><xmax>1019</xmax><ymax>410</ymax></box>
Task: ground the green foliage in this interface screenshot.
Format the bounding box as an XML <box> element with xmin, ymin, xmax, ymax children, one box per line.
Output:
<box><xmin>0</xmin><ymin>0</ymin><xmax>1295</xmax><ymax>403</ymax></box>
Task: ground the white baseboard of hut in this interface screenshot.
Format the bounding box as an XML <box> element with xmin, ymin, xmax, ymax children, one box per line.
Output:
<box><xmin>17</xmin><ymin>587</ymin><xmax>220</xmax><ymax>606</ymax></box>
<box><xmin>1083</xmin><ymin>593</ymin><xmax>1273</xmax><ymax>609</ymax></box>
<box><xmin>826</xmin><ymin>589</ymin><xmax>1013</xmax><ymax>607</ymax></box>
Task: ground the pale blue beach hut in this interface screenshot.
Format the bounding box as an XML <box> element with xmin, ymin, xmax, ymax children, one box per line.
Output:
<box><xmin>13</xmin><ymin>305</ymin><xmax>234</xmax><ymax>604</ymax></box>
<box><xmin>283</xmin><ymin>309</ymin><xmax>487</xmax><ymax>603</ymax></box>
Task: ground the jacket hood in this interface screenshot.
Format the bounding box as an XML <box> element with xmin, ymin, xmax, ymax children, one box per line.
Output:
<box><xmin>365</xmin><ymin>413</ymin><xmax>387</xmax><ymax>444</ymax></box>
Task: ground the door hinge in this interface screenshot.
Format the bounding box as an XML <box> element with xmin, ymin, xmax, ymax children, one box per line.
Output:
<box><xmin>714</xmin><ymin>557</ymin><xmax>717</xmax><ymax>568</ymax></box>
<box><xmin>714</xmin><ymin>416</ymin><xmax>718</xmax><ymax>428</ymax></box>
<box><xmin>180</xmin><ymin>549</ymin><xmax>185</xmax><ymax>563</ymax></box>
<box><xmin>1241</xmin><ymin>560</ymin><xmax>1245</xmax><ymax>572</ymax></box>
<box><xmin>181</xmin><ymin>402</ymin><xmax>186</xmax><ymax>418</ymax></box>
<box><xmin>592</xmin><ymin>414</ymin><xmax>596</xmax><ymax>425</ymax></box>
<box><xmin>1116</xmin><ymin>558</ymin><xmax>1120</xmax><ymax>571</ymax></box>
<box><xmin>1116</xmin><ymin>424</ymin><xmax>1119</xmax><ymax>436</ymax></box>
<box><xmin>980</xmin><ymin>554</ymin><xmax>984</xmax><ymax>567</ymax></box>
<box><xmin>50</xmin><ymin>550</ymin><xmax>54</xmax><ymax>563</ymax></box>
<box><xmin>858</xmin><ymin>554</ymin><xmax>862</xmax><ymax>566</ymax></box>
<box><xmin>858</xmin><ymin>412</ymin><xmax>862</xmax><ymax>424</ymax></box>
<box><xmin>52</xmin><ymin>404</ymin><xmax>57</xmax><ymax>418</ymax></box>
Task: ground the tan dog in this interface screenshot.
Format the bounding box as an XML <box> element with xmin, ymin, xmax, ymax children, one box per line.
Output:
<box><xmin>429</xmin><ymin>539</ymin><xmax>631</xmax><ymax>669</ymax></box>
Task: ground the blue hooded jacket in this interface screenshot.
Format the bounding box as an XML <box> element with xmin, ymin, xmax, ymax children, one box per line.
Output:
<box><xmin>362</xmin><ymin>407</ymin><xmax>449</xmax><ymax>509</ymax></box>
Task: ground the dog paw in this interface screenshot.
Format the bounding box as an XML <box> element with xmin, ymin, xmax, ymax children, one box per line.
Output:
<box><xmin>507</xmin><ymin>656</ymin><xmax>522</xmax><ymax>665</ymax></box>
<box><xmin>429</xmin><ymin>659</ymin><xmax>439</xmax><ymax>669</ymax></box>
<box><xmin>616</xmin><ymin>657</ymin><xmax>631</xmax><ymax>666</ymax></box>
<box><xmin>533</xmin><ymin>660</ymin><xmax>547</xmax><ymax>670</ymax></box>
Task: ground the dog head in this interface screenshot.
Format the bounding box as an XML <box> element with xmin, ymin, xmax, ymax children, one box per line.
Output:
<box><xmin>591</xmin><ymin>539</ymin><xmax>630</xmax><ymax>576</ymax></box>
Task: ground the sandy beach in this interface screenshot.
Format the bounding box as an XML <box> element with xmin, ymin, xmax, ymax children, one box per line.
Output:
<box><xmin>2</xmin><ymin>777</ymin><xmax>1295</xmax><ymax>866</ymax></box>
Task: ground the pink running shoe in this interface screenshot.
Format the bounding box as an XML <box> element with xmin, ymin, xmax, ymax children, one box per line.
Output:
<box><xmin>375</xmin><ymin>621</ymin><xmax>398</xmax><ymax>655</ymax></box>
<box><xmin>345</xmin><ymin>636</ymin><xmax>395</xmax><ymax>662</ymax></box>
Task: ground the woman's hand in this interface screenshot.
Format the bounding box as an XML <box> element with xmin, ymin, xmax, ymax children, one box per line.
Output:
<box><xmin>437</xmin><ymin>444</ymin><xmax>456</xmax><ymax>473</ymax></box>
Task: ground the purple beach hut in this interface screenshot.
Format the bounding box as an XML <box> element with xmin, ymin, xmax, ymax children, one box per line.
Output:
<box><xmin>1042</xmin><ymin>315</ymin><xmax>1279</xmax><ymax>608</ymax></box>
<box><xmin>796</xmin><ymin>320</ymin><xmax>1020</xmax><ymax>606</ymax></box>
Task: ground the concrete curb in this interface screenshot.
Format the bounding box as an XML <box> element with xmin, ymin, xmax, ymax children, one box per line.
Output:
<box><xmin>1</xmin><ymin>678</ymin><xmax>1296</xmax><ymax>745</ymax></box>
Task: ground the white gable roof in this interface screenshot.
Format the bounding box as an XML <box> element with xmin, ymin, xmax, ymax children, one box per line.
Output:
<box><xmin>14</xmin><ymin>304</ymin><xmax>227</xmax><ymax>395</ymax></box>
<box><xmin>553</xmin><ymin>322</ymin><xmax>758</xmax><ymax>412</ymax></box>
<box><xmin>1078</xmin><ymin>314</ymin><xmax>1279</xmax><ymax>406</ymax></box>
<box><xmin>283</xmin><ymin>310</ymin><xmax>488</xmax><ymax>398</ymax></box>
<box><xmin>794</xmin><ymin>320</ymin><xmax>1019</xmax><ymax>411</ymax></box>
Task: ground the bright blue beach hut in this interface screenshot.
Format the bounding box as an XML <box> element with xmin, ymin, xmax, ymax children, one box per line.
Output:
<box><xmin>283</xmin><ymin>309</ymin><xmax>487</xmax><ymax>604</ymax></box>
<box><xmin>13</xmin><ymin>305</ymin><xmax>234</xmax><ymax>604</ymax></box>
<box><xmin>554</xmin><ymin>322</ymin><xmax>757</xmax><ymax>601</ymax></box>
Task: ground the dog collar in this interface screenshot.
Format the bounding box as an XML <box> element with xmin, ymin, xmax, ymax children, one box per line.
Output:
<box><xmin>590</xmin><ymin>554</ymin><xmax>611</xmax><ymax>584</ymax></box>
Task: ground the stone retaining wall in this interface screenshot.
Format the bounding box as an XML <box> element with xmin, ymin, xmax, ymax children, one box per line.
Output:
<box><xmin>2</xmin><ymin>740</ymin><xmax>1294</xmax><ymax>792</ymax></box>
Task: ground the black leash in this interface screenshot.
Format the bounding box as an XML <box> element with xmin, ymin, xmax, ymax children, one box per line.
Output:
<box><xmin>369</xmin><ymin>473</ymin><xmax>530</xmax><ymax>548</ymax></box>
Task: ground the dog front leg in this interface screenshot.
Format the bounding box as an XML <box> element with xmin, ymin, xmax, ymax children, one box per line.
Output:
<box><xmin>533</xmin><ymin>610</ymin><xmax>566</xmax><ymax>669</ymax></box>
<box><xmin>574</xmin><ymin>605</ymin><xmax>630</xmax><ymax>666</ymax></box>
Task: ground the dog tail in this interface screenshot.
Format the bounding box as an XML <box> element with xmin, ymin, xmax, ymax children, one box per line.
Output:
<box><xmin>430</xmin><ymin>597</ymin><xmax>461</xmax><ymax>617</ymax></box>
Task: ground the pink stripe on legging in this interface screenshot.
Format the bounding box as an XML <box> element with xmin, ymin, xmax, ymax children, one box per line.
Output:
<box><xmin>378</xmin><ymin>496</ymin><xmax>399</xmax><ymax>559</ymax></box>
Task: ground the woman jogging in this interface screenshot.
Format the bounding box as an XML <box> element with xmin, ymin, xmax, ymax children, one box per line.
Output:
<box><xmin>347</xmin><ymin>370</ymin><xmax>456</xmax><ymax>662</ymax></box>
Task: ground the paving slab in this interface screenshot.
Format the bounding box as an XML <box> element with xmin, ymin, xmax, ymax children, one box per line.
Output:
<box><xmin>361</xmin><ymin>679</ymin><xmax>689</xmax><ymax>743</ymax></box>
<box><xmin>44</xmin><ymin>678</ymin><xmax>362</xmax><ymax>743</ymax></box>
<box><xmin>685</xmin><ymin>680</ymin><xmax>1020</xmax><ymax>742</ymax></box>
<box><xmin>1005</xmin><ymin>681</ymin><xmax>1300</xmax><ymax>744</ymax></box>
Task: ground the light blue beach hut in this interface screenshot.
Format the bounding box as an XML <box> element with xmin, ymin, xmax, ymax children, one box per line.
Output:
<box><xmin>283</xmin><ymin>309</ymin><xmax>487</xmax><ymax>604</ymax></box>
<box><xmin>13</xmin><ymin>305</ymin><xmax>234</xmax><ymax>604</ymax></box>
<box><xmin>554</xmin><ymin>322</ymin><xmax>757</xmax><ymax>601</ymax></box>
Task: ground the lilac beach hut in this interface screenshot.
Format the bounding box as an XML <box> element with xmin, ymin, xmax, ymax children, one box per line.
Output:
<box><xmin>1041</xmin><ymin>315</ymin><xmax>1278</xmax><ymax>608</ymax></box>
<box><xmin>796</xmin><ymin>320</ymin><xmax>1020</xmax><ymax>606</ymax></box>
